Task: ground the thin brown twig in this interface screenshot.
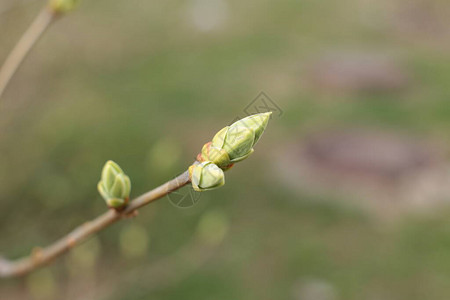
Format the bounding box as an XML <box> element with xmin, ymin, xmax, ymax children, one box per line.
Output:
<box><xmin>0</xmin><ymin>170</ymin><xmax>191</xmax><ymax>278</ymax></box>
<box><xmin>0</xmin><ymin>6</ymin><xmax>57</xmax><ymax>100</ymax></box>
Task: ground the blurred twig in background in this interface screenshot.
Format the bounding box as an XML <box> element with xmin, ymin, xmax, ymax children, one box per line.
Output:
<box><xmin>0</xmin><ymin>171</ymin><xmax>190</xmax><ymax>278</ymax></box>
<box><xmin>0</xmin><ymin>5</ymin><xmax>57</xmax><ymax>100</ymax></box>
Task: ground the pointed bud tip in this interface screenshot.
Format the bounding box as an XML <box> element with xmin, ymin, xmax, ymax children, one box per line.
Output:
<box><xmin>260</xmin><ymin>112</ymin><xmax>272</xmax><ymax>124</ymax></box>
<box><xmin>105</xmin><ymin>160</ymin><xmax>118</xmax><ymax>168</ymax></box>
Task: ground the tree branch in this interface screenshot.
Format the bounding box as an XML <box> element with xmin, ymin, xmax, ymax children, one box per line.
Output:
<box><xmin>0</xmin><ymin>6</ymin><xmax>57</xmax><ymax>100</ymax></box>
<box><xmin>0</xmin><ymin>170</ymin><xmax>191</xmax><ymax>278</ymax></box>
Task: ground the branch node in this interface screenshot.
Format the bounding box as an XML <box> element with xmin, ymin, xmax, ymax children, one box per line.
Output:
<box><xmin>31</xmin><ymin>247</ymin><xmax>44</xmax><ymax>262</ymax></box>
<box><xmin>0</xmin><ymin>170</ymin><xmax>190</xmax><ymax>278</ymax></box>
<box><xmin>67</xmin><ymin>237</ymin><xmax>77</xmax><ymax>248</ymax></box>
<box><xmin>123</xmin><ymin>210</ymin><xmax>139</xmax><ymax>219</ymax></box>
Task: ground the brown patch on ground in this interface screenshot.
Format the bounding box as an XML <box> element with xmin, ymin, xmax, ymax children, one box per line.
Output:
<box><xmin>305</xmin><ymin>52</ymin><xmax>410</xmax><ymax>94</ymax></box>
<box><xmin>273</xmin><ymin>129</ymin><xmax>450</xmax><ymax>219</ymax></box>
<box><xmin>390</xmin><ymin>0</ymin><xmax>450</xmax><ymax>44</ymax></box>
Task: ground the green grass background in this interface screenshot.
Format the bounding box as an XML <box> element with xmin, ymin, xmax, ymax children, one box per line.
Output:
<box><xmin>1</xmin><ymin>0</ymin><xmax>450</xmax><ymax>299</ymax></box>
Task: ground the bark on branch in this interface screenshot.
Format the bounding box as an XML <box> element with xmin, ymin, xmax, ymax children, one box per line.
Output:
<box><xmin>0</xmin><ymin>6</ymin><xmax>57</xmax><ymax>100</ymax></box>
<box><xmin>0</xmin><ymin>170</ymin><xmax>190</xmax><ymax>278</ymax></box>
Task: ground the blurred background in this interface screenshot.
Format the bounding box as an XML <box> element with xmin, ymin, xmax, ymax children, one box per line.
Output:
<box><xmin>1</xmin><ymin>0</ymin><xmax>450</xmax><ymax>299</ymax></box>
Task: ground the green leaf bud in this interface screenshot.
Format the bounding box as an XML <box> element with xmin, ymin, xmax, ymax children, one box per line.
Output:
<box><xmin>221</xmin><ymin>126</ymin><xmax>255</xmax><ymax>162</ymax></box>
<box><xmin>98</xmin><ymin>160</ymin><xmax>131</xmax><ymax>209</ymax></box>
<box><xmin>230</xmin><ymin>112</ymin><xmax>271</xmax><ymax>146</ymax></box>
<box><xmin>210</xmin><ymin>112</ymin><xmax>271</xmax><ymax>163</ymax></box>
<box><xmin>189</xmin><ymin>162</ymin><xmax>225</xmax><ymax>192</ymax></box>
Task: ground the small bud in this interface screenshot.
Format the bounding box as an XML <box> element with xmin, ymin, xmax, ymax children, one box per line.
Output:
<box><xmin>49</xmin><ymin>0</ymin><xmax>79</xmax><ymax>14</ymax></box>
<box><xmin>189</xmin><ymin>162</ymin><xmax>225</xmax><ymax>192</ymax></box>
<box><xmin>98</xmin><ymin>160</ymin><xmax>131</xmax><ymax>209</ymax></box>
<box><xmin>211</xmin><ymin>112</ymin><xmax>271</xmax><ymax>163</ymax></box>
